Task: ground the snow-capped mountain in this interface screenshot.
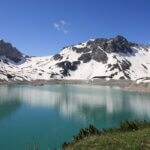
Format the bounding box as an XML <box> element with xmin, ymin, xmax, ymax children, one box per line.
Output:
<box><xmin>0</xmin><ymin>36</ymin><xmax>150</xmax><ymax>81</ymax></box>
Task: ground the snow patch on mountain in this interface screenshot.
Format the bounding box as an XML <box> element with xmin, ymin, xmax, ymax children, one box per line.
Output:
<box><xmin>0</xmin><ymin>36</ymin><xmax>150</xmax><ymax>81</ymax></box>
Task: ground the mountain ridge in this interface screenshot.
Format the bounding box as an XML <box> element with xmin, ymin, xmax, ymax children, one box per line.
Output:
<box><xmin>0</xmin><ymin>35</ymin><xmax>150</xmax><ymax>81</ymax></box>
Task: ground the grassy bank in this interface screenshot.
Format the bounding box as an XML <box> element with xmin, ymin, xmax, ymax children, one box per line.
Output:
<box><xmin>63</xmin><ymin>120</ymin><xmax>150</xmax><ymax>150</ymax></box>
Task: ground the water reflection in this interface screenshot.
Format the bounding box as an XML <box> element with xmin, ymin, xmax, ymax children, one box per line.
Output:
<box><xmin>0</xmin><ymin>84</ymin><xmax>150</xmax><ymax>124</ymax></box>
<box><xmin>0</xmin><ymin>100</ymin><xmax>21</xmax><ymax>120</ymax></box>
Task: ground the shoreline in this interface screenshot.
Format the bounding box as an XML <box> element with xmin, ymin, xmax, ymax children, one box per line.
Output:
<box><xmin>0</xmin><ymin>79</ymin><xmax>132</xmax><ymax>87</ymax></box>
<box><xmin>2</xmin><ymin>79</ymin><xmax>150</xmax><ymax>93</ymax></box>
<box><xmin>125</xmin><ymin>81</ymin><xmax>150</xmax><ymax>93</ymax></box>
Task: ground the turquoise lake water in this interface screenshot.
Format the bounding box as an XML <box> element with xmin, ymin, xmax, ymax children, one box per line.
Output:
<box><xmin>0</xmin><ymin>84</ymin><xmax>150</xmax><ymax>149</ymax></box>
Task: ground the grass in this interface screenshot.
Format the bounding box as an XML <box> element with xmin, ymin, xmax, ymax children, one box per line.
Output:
<box><xmin>63</xmin><ymin>120</ymin><xmax>150</xmax><ymax>150</ymax></box>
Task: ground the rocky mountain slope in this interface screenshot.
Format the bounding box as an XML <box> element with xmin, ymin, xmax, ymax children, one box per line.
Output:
<box><xmin>0</xmin><ymin>39</ymin><xmax>26</xmax><ymax>63</ymax></box>
<box><xmin>0</xmin><ymin>36</ymin><xmax>150</xmax><ymax>81</ymax></box>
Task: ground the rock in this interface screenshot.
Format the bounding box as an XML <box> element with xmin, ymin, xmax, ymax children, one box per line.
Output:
<box><xmin>121</xmin><ymin>59</ymin><xmax>131</xmax><ymax>70</ymax></box>
<box><xmin>72</xmin><ymin>61</ymin><xmax>81</xmax><ymax>66</ymax></box>
<box><xmin>53</xmin><ymin>54</ymin><xmax>63</xmax><ymax>61</ymax></box>
<box><xmin>72</xmin><ymin>47</ymin><xmax>91</xmax><ymax>53</ymax></box>
<box><xmin>87</xmin><ymin>38</ymin><xmax>107</xmax><ymax>50</ymax></box>
<box><xmin>141</xmin><ymin>64</ymin><xmax>148</xmax><ymax>70</ymax></box>
<box><xmin>50</xmin><ymin>72</ymin><xmax>59</xmax><ymax>78</ymax></box>
<box><xmin>57</xmin><ymin>61</ymin><xmax>80</xmax><ymax>76</ymax></box>
<box><xmin>109</xmin><ymin>58</ymin><xmax>131</xmax><ymax>72</ymax></box>
<box><xmin>110</xmin><ymin>72</ymin><xmax>118</xmax><ymax>78</ymax></box>
<box><xmin>78</xmin><ymin>53</ymin><xmax>91</xmax><ymax>63</ymax></box>
<box><xmin>92</xmin><ymin>48</ymin><xmax>108</xmax><ymax>63</ymax></box>
<box><xmin>123</xmin><ymin>71</ymin><xmax>130</xmax><ymax>79</ymax></box>
<box><xmin>92</xmin><ymin>76</ymin><xmax>111</xmax><ymax>79</ymax></box>
<box><xmin>104</xmin><ymin>35</ymin><xmax>132</xmax><ymax>53</ymax></box>
<box><xmin>57</xmin><ymin>61</ymin><xmax>77</xmax><ymax>71</ymax></box>
<box><xmin>87</xmin><ymin>35</ymin><xmax>133</xmax><ymax>54</ymax></box>
<box><xmin>7</xmin><ymin>74</ymin><xmax>13</xmax><ymax>79</ymax></box>
<box><xmin>0</xmin><ymin>40</ymin><xmax>23</xmax><ymax>63</ymax></box>
<box><xmin>120</xmin><ymin>76</ymin><xmax>125</xmax><ymax>79</ymax></box>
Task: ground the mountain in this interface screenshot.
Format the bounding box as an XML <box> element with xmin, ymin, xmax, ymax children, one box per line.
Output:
<box><xmin>0</xmin><ymin>40</ymin><xmax>26</xmax><ymax>63</ymax></box>
<box><xmin>0</xmin><ymin>36</ymin><xmax>150</xmax><ymax>81</ymax></box>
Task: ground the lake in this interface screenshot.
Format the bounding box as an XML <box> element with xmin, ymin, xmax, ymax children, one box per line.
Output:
<box><xmin>0</xmin><ymin>84</ymin><xmax>150</xmax><ymax>150</ymax></box>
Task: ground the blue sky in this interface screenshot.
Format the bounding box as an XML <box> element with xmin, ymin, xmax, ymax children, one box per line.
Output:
<box><xmin>0</xmin><ymin>0</ymin><xmax>150</xmax><ymax>56</ymax></box>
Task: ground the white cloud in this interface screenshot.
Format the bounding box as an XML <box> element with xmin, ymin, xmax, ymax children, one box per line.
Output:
<box><xmin>60</xmin><ymin>20</ymin><xmax>67</xmax><ymax>25</ymax></box>
<box><xmin>54</xmin><ymin>23</ymin><xmax>60</xmax><ymax>30</ymax></box>
<box><xmin>53</xmin><ymin>20</ymin><xmax>70</xmax><ymax>34</ymax></box>
<box><xmin>63</xmin><ymin>30</ymin><xmax>69</xmax><ymax>34</ymax></box>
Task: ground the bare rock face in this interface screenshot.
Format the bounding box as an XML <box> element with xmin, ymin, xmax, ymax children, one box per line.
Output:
<box><xmin>77</xmin><ymin>48</ymin><xmax>108</xmax><ymax>64</ymax></box>
<box><xmin>53</xmin><ymin>54</ymin><xmax>63</xmax><ymax>61</ymax></box>
<box><xmin>87</xmin><ymin>35</ymin><xmax>132</xmax><ymax>54</ymax></box>
<box><xmin>56</xmin><ymin>61</ymin><xmax>80</xmax><ymax>76</ymax></box>
<box><xmin>69</xmin><ymin>35</ymin><xmax>132</xmax><ymax>65</ymax></box>
<box><xmin>78</xmin><ymin>53</ymin><xmax>91</xmax><ymax>63</ymax></box>
<box><xmin>108</xmin><ymin>35</ymin><xmax>132</xmax><ymax>53</ymax></box>
<box><xmin>0</xmin><ymin>40</ymin><xmax>23</xmax><ymax>63</ymax></box>
<box><xmin>87</xmin><ymin>38</ymin><xmax>107</xmax><ymax>50</ymax></box>
<box><xmin>92</xmin><ymin>48</ymin><xmax>108</xmax><ymax>63</ymax></box>
<box><xmin>72</xmin><ymin>47</ymin><xmax>91</xmax><ymax>53</ymax></box>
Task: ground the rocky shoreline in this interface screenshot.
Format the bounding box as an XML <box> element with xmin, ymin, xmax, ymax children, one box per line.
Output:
<box><xmin>1</xmin><ymin>79</ymin><xmax>150</xmax><ymax>93</ymax></box>
<box><xmin>0</xmin><ymin>79</ymin><xmax>131</xmax><ymax>86</ymax></box>
<box><xmin>125</xmin><ymin>80</ymin><xmax>150</xmax><ymax>93</ymax></box>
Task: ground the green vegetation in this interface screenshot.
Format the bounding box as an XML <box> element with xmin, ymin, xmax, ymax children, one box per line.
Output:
<box><xmin>25</xmin><ymin>120</ymin><xmax>150</xmax><ymax>150</ymax></box>
<box><xmin>63</xmin><ymin>120</ymin><xmax>150</xmax><ymax>150</ymax></box>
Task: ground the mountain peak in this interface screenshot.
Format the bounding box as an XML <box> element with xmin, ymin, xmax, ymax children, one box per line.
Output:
<box><xmin>0</xmin><ymin>39</ymin><xmax>23</xmax><ymax>63</ymax></box>
<box><xmin>75</xmin><ymin>35</ymin><xmax>133</xmax><ymax>54</ymax></box>
<box><xmin>114</xmin><ymin>35</ymin><xmax>128</xmax><ymax>41</ymax></box>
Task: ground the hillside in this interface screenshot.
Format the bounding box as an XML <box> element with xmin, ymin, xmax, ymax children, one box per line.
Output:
<box><xmin>63</xmin><ymin>121</ymin><xmax>150</xmax><ymax>150</ymax></box>
<box><xmin>0</xmin><ymin>36</ymin><xmax>150</xmax><ymax>81</ymax></box>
